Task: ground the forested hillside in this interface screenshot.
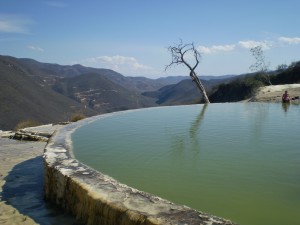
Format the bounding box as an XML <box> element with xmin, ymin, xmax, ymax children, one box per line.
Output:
<box><xmin>209</xmin><ymin>61</ymin><xmax>300</xmax><ymax>103</ymax></box>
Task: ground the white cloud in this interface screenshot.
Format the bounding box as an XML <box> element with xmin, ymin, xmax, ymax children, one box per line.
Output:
<box><xmin>212</xmin><ymin>44</ymin><xmax>236</xmax><ymax>52</ymax></box>
<box><xmin>278</xmin><ymin>36</ymin><xmax>300</xmax><ymax>44</ymax></box>
<box><xmin>238</xmin><ymin>40</ymin><xmax>272</xmax><ymax>50</ymax></box>
<box><xmin>198</xmin><ymin>40</ymin><xmax>274</xmax><ymax>55</ymax></box>
<box><xmin>0</xmin><ymin>14</ymin><xmax>32</xmax><ymax>34</ymax></box>
<box><xmin>82</xmin><ymin>55</ymin><xmax>154</xmax><ymax>76</ymax></box>
<box><xmin>197</xmin><ymin>46</ymin><xmax>212</xmax><ymax>54</ymax></box>
<box><xmin>198</xmin><ymin>44</ymin><xmax>236</xmax><ymax>54</ymax></box>
<box><xmin>27</xmin><ymin>45</ymin><xmax>44</xmax><ymax>52</ymax></box>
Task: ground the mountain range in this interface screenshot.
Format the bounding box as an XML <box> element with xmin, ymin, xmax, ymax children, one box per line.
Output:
<box><xmin>0</xmin><ymin>55</ymin><xmax>234</xmax><ymax>130</ymax></box>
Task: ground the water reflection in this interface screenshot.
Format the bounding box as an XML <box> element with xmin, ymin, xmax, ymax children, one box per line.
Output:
<box><xmin>170</xmin><ymin>104</ymin><xmax>208</xmax><ymax>159</ymax></box>
<box><xmin>244</xmin><ymin>103</ymin><xmax>270</xmax><ymax>144</ymax></box>
<box><xmin>281</xmin><ymin>102</ymin><xmax>290</xmax><ymax>113</ymax></box>
<box><xmin>190</xmin><ymin>104</ymin><xmax>208</xmax><ymax>139</ymax></box>
<box><xmin>189</xmin><ymin>104</ymin><xmax>208</xmax><ymax>168</ymax></box>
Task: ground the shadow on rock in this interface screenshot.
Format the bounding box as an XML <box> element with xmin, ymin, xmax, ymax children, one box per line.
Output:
<box><xmin>0</xmin><ymin>156</ymin><xmax>83</xmax><ymax>225</ymax></box>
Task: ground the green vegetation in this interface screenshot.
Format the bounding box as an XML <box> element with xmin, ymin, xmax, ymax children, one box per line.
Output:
<box><xmin>210</xmin><ymin>61</ymin><xmax>300</xmax><ymax>103</ymax></box>
<box><xmin>271</xmin><ymin>61</ymin><xmax>300</xmax><ymax>84</ymax></box>
<box><xmin>209</xmin><ymin>76</ymin><xmax>264</xmax><ymax>102</ymax></box>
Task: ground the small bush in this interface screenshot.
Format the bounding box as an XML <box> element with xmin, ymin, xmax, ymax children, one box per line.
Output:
<box><xmin>70</xmin><ymin>112</ymin><xmax>85</xmax><ymax>122</ymax></box>
<box><xmin>14</xmin><ymin>120</ymin><xmax>41</xmax><ymax>131</ymax></box>
<box><xmin>209</xmin><ymin>76</ymin><xmax>264</xmax><ymax>103</ymax></box>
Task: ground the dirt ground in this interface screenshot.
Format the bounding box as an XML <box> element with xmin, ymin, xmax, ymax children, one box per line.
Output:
<box><xmin>249</xmin><ymin>83</ymin><xmax>300</xmax><ymax>102</ymax></box>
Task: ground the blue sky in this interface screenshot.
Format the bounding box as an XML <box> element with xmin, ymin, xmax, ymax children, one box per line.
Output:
<box><xmin>1</xmin><ymin>0</ymin><xmax>300</xmax><ymax>78</ymax></box>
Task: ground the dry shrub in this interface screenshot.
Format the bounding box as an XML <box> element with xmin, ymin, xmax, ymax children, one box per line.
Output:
<box><xmin>70</xmin><ymin>112</ymin><xmax>85</xmax><ymax>122</ymax></box>
<box><xmin>14</xmin><ymin>120</ymin><xmax>41</xmax><ymax>131</ymax></box>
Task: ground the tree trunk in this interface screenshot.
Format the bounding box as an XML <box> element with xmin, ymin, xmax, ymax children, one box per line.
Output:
<box><xmin>190</xmin><ymin>71</ymin><xmax>210</xmax><ymax>103</ymax></box>
<box><xmin>166</xmin><ymin>41</ymin><xmax>211</xmax><ymax>104</ymax></box>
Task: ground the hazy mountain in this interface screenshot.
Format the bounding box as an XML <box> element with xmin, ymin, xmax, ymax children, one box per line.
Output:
<box><xmin>0</xmin><ymin>55</ymin><xmax>237</xmax><ymax>130</ymax></box>
<box><xmin>0</xmin><ymin>55</ymin><xmax>163</xmax><ymax>130</ymax></box>
<box><xmin>17</xmin><ymin>58</ymin><xmax>166</xmax><ymax>92</ymax></box>
<box><xmin>0</xmin><ymin>56</ymin><xmax>96</xmax><ymax>130</ymax></box>
<box><xmin>155</xmin><ymin>76</ymin><xmax>189</xmax><ymax>85</ymax></box>
<box><xmin>155</xmin><ymin>75</ymin><xmax>236</xmax><ymax>83</ymax></box>
<box><xmin>52</xmin><ymin>73</ymin><xmax>156</xmax><ymax>113</ymax></box>
<box><xmin>201</xmin><ymin>75</ymin><xmax>236</xmax><ymax>80</ymax></box>
<box><xmin>143</xmin><ymin>80</ymin><xmax>201</xmax><ymax>105</ymax></box>
<box><xmin>143</xmin><ymin>77</ymin><xmax>234</xmax><ymax>105</ymax></box>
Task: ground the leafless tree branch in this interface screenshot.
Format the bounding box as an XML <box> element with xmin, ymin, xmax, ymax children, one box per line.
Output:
<box><xmin>165</xmin><ymin>41</ymin><xmax>210</xmax><ymax>103</ymax></box>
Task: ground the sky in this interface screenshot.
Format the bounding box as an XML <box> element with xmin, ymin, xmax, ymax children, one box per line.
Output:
<box><xmin>1</xmin><ymin>0</ymin><xmax>300</xmax><ymax>78</ymax></box>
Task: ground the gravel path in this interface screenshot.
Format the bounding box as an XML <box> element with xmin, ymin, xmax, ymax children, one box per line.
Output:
<box><xmin>0</xmin><ymin>125</ymin><xmax>81</xmax><ymax>225</ymax></box>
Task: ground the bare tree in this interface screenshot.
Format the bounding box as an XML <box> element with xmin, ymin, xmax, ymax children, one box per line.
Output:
<box><xmin>249</xmin><ymin>45</ymin><xmax>272</xmax><ymax>85</ymax></box>
<box><xmin>165</xmin><ymin>40</ymin><xmax>210</xmax><ymax>104</ymax></box>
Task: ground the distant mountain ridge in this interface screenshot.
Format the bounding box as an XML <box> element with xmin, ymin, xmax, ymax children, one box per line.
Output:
<box><xmin>0</xmin><ymin>55</ymin><xmax>235</xmax><ymax>130</ymax></box>
<box><xmin>17</xmin><ymin>57</ymin><xmax>183</xmax><ymax>92</ymax></box>
<box><xmin>0</xmin><ymin>56</ymin><xmax>96</xmax><ymax>130</ymax></box>
<box><xmin>52</xmin><ymin>73</ymin><xmax>156</xmax><ymax>112</ymax></box>
<box><xmin>142</xmin><ymin>77</ymin><xmax>234</xmax><ymax>105</ymax></box>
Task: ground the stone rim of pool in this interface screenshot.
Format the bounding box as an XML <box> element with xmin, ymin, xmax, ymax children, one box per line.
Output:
<box><xmin>44</xmin><ymin>106</ymin><xmax>237</xmax><ymax>225</ymax></box>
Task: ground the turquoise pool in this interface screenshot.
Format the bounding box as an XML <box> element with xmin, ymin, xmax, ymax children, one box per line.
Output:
<box><xmin>72</xmin><ymin>103</ymin><xmax>300</xmax><ymax>225</ymax></box>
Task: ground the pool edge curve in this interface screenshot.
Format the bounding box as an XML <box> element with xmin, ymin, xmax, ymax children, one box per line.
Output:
<box><xmin>43</xmin><ymin>112</ymin><xmax>237</xmax><ymax>225</ymax></box>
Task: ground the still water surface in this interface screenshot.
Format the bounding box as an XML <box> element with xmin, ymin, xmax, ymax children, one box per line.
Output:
<box><xmin>72</xmin><ymin>103</ymin><xmax>300</xmax><ymax>225</ymax></box>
